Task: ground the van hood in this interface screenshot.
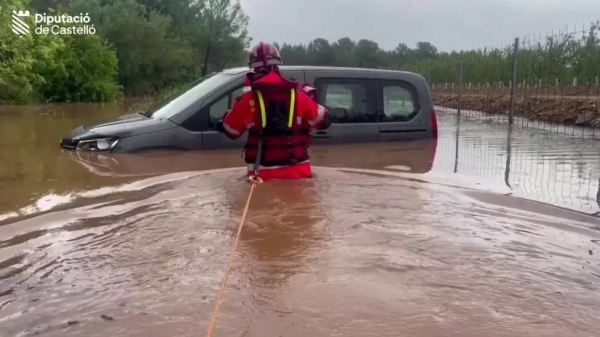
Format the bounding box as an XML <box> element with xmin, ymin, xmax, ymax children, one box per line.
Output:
<box><xmin>83</xmin><ymin>113</ymin><xmax>177</xmax><ymax>138</ymax></box>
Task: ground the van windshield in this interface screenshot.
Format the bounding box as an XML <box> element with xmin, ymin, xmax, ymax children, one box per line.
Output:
<box><xmin>144</xmin><ymin>73</ymin><xmax>235</xmax><ymax>120</ymax></box>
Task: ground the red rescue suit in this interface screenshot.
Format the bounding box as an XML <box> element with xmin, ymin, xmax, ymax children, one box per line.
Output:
<box><xmin>223</xmin><ymin>70</ymin><xmax>329</xmax><ymax>181</ymax></box>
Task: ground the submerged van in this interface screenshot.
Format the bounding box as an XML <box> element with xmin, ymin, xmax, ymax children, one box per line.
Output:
<box><xmin>60</xmin><ymin>66</ymin><xmax>438</xmax><ymax>153</ymax></box>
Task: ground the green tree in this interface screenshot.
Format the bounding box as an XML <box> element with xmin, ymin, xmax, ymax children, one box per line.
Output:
<box><xmin>0</xmin><ymin>0</ymin><xmax>65</xmax><ymax>103</ymax></box>
<box><xmin>35</xmin><ymin>33</ymin><xmax>121</xmax><ymax>102</ymax></box>
<box><xmin>191</xmin><ymin>0</ymin><xmax>249</xmax><ymax>76</ymax></box>
<box><xmin>69</xmin><ymin>0</ymin><xmax>195</xmax><ymax>96</ymax></box>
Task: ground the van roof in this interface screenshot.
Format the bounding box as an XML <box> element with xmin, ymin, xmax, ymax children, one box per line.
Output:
<box><xmin>220</xmin><ymin>65</ymin><xmax>422</xmax><ymax>78</ymax></box>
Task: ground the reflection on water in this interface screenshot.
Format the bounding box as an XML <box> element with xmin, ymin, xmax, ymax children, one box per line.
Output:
<box><xmin>231</xmin><ymin>180</ymin><xmax>329</xmax><ymax>291</ymax></box>
<box><xmin>1</xmin><ymin>104</ymin><xmax>599</xmax><ymax>217</ymax></box>
<box><xmin>1</xmin><ymin>104</ymin><xmax>600</xmax><ymax>336</ymax></box>
<box><xmin>0</xmin><ymin>101</ymin><xmax>146</xmax><ymax>215</ymax></box>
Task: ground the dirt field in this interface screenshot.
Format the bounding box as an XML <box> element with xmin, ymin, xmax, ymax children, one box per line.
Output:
<box><xmin>433</xmin><ymin>85</ymin><xmax>600</xmax><ymax>97</ymax></box>
<box><xmin>432</xmin><ymin>87</ymin><xmax>600</xmax><ymax>127</ymax></box>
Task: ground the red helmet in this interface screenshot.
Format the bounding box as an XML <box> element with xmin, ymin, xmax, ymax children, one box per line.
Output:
<box><xmin>248</xmin><ymin>42</ymin><xmax>282</xmax><ymax>69</ymax></box>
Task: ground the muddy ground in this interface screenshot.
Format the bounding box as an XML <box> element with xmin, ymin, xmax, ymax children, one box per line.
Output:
<box><xmin>433</xmin><ymin>85</ymin><xmax>600</xmax><ymax>97</ymax></box>
<box><xmin>432</xmin><ymin>86</ymin><xmax>600</xmax><ymax>127</ymax></box>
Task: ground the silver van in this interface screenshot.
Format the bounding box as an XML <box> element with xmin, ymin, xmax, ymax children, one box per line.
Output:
<box><xmin>60</xmin><ymin>66</ymin><xmax>438</xmax><ymax>153</ymax></box>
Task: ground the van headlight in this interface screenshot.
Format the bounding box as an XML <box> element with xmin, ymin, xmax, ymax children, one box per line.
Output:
<box><xmin>76</xmin><ymin>138</ymin><xmax>119</xmax><ymax>151</ymax></box>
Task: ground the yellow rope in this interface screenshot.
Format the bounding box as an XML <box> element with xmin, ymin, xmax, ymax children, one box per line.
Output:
<box><xmin>205</xmin><ymin>176</ymin><xmax>263</xmax><ymax>337</ymax></box>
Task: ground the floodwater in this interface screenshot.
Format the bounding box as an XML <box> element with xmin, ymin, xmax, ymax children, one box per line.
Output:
<box><xmin>1</xmin><ymin>103</ymin><xmax>600</xmax><ymax>337</ymax></box>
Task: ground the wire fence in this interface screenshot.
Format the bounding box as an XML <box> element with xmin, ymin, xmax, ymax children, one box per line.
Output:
<box><xmin>433</xmin><ymin>114</ymin><xmax>600</xmax><ymax>215</ymax></box>
<box><xmin>411</xmin><ymin>21</ymin><xmax>600</xmax><ymax>139</ymax></box>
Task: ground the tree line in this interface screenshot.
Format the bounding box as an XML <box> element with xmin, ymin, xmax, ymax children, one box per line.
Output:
<box><xmin>1</xmin><ymin>0</ymin><xmax>249</xmax><ymax>104</ymax></box>
<box><xmin>276</xmin><ymin>22</ymin><xmax>600</xmax><ymax>88</ymax></box>
<box><xmin>405</xmin><ymin>22</ymin><xmax>600</xmax><ymax>87</ymax></box>
<box><xmin>1</xmin><ymin>0</ymin><xmax>598</xmax><ymax>105</ymax></box>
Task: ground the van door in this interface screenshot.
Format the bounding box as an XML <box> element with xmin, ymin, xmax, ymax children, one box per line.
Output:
<box><xmin>377</xmin><ymin>79</ymin><xmax>431</xmax><ymax>141</ymax></box>
<box><xmin>200</xmin><ymin>76</ymin><xmax>246</xmax><ymax>150</ymax></box>
<box><xmin>305</xmin><ymin>70</ymin><xmax>380</xmax><ymax>145</ymax></box>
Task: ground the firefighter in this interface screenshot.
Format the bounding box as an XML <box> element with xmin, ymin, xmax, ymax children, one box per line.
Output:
<box><xmin>221</xmin><ymin>42</ymin><xmax>331</xmax><ymax>181</ymax></box>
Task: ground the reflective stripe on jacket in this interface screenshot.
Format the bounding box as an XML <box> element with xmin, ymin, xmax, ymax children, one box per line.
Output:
<box><xmin>223</xmin><ymin>70</ymin><xmax>329</xmax><ymax>167</ymax></box>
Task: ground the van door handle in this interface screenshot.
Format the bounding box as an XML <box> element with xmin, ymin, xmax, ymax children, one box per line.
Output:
<box><xmin>313</xmin><ymin>131</ymin><xmax>329</xmax><ymax>138</ymax></box>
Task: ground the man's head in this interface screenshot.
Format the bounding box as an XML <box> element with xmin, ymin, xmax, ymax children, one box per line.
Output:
<box><xmin>248</xmin><ymin>41</ymin><xmax>282</xmax><ymax>73</ymax></box>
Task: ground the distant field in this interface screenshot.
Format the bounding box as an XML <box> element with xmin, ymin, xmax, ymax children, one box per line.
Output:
<box><xmin>433</xmin><ymin>88</ymin><xmax>600</xmax><ymax>127</ymax></box>
<box><xmin>433</xmin><ymin>86</ymin><xmax>600</xmax><ymax>101</ymax></box>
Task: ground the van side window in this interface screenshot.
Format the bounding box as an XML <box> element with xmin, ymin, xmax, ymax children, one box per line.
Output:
<box><xmin>378</xmin><ymin>81</ymin><xmax>420</xmax><ymax>122</ymax></box>
<box><xmin>229</xmin><ymin>86</ymin><xmax>244</xmax><ymax>108</ymax></box>
<box><xmin>209</xmin><ymin>95</ymin><xmax>229</xmax><ymax>120</ymax></box>
<box><xmin>323</xmin><ymin>85</ymin><xmax>352</xmax><ymax>108</ymax></box>
<box><xmin>207</xmin><ymin>86</ymin><xmax>244</xmax><ymax>125</ymax></box>
<box><xmin>315</xmin><ymin>78</ymin><xmax>378</xmax><ymax>123</ymax></box>
<box><xmin>181</xmin><ymin>86</ymin><xmax>244</xmax><ymax>132</ymax></box>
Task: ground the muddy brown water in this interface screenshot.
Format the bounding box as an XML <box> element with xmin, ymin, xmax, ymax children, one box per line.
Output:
<box><xmin>1</xmin><ymin>103</ymin><xmax>600</xmax><ymax>337</ymax></box>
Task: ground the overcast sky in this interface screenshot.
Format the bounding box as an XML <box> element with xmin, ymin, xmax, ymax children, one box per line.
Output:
<box><xmin>239</xmin><ymin>0</ymin><xmax>600</xmax><ymax>52</ymax></box>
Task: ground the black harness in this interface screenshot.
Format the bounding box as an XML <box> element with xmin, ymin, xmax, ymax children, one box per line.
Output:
<box><xmin>243</xmin><ymin>89</ymin><xmax>310</xmax><ymax>168</ymax></box>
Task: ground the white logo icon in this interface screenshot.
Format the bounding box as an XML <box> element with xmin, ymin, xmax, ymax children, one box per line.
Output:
<box><xmin>12</xmin><ymin>10</ymin><xmax>30</xmax><ymax>37</ymax></box>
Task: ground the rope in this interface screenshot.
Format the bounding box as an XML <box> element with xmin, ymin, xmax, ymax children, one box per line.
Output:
<box><xmin>205</xmin><ymin>175</ymin><xmax>263</xmax><ymax>337</ymax></box>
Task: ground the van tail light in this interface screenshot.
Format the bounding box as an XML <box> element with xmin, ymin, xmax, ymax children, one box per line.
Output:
<box><xmin>431</xmin><ymin>110</ymin><xmax>438</xmax><ymax>138</ymax></box>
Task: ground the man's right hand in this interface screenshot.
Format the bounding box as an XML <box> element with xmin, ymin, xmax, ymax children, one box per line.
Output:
<box><xmin>215</xmin><ymin>111</ymin><xmax>230</xmax><ymax>133</ymax></box>
<box><xmin>316</xmin><ymin>111</ymin><xmax>332</xmax><ymax>130</ymax></box>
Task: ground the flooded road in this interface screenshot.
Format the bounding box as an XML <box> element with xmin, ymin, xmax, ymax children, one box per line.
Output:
<box><xmin>1</xmin><ymin>104</ymin><xmax>600</xmax><ymax>336</ymax></box>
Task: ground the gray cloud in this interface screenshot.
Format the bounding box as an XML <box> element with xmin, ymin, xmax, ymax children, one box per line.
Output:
<box><xmin>240</xmin><ymin>0</ymin><xmax>600</xmax><ymax>52</ymax></box>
